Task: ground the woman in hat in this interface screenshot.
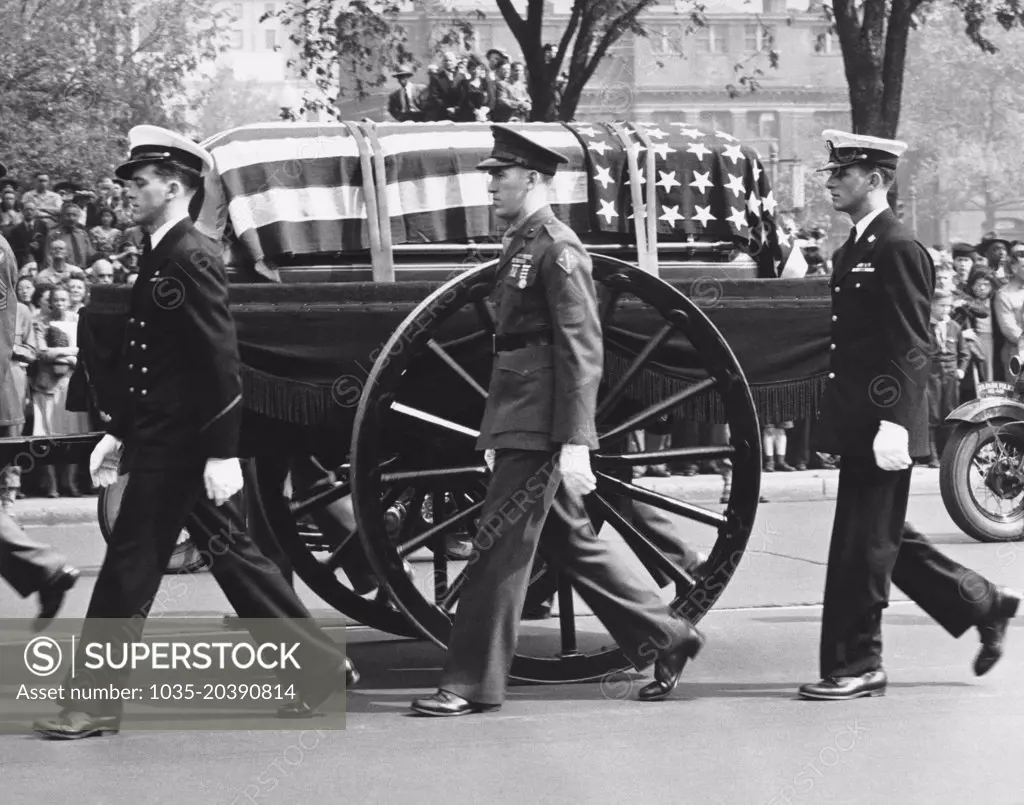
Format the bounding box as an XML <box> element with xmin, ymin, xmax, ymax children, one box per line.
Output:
<box><xmin>87</xmin><ymin>207</ymin><xmax>120</xmax><ymax>257</ymax></box>
<box><xmin>457</xmin><ymin>55</ymin><xmax>493</xmax><ymax>122</ymax></box>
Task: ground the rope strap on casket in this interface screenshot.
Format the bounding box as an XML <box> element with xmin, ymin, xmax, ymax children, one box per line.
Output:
<box><xmin>608</xmin><ymin>123</ymin><xmax>659</xmax><ymax>276</ymax></box>
<box><xmin>363</xmin><ymin>122</ymin><xmax>395</xmax><ymax>282</ymax></box>
<box><xmin>343</xmin><ymin>121</ymin><xmax>393</xmax><ymax>283</ymax></box>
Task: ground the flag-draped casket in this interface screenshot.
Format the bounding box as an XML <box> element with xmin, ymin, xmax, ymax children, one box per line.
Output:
<box><xmin>82</xmin><ymin>120</ymin><xmax>829</xmax><ymax>450</ymax></box>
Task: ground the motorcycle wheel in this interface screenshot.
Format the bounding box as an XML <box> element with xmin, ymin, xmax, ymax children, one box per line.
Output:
<box><xmin>940</xmin><ymin>419</ymin><xmax>1024</xmax><ymax>543</ymax></box>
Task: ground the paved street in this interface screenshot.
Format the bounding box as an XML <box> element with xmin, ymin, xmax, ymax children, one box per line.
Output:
<box><xmin>2</xmin><ymin>484</ymin><xmax>1022</xmax><ymax>805</ymax></box>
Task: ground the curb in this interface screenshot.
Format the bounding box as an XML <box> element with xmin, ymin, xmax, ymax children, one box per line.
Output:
<box><xmin>11</xmin><ymin>469</ymin><xmax>946</xmax><ymax>526</ymax></box>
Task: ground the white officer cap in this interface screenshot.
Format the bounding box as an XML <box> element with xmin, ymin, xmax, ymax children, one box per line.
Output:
<box><xmin>817</xmin><ymin>129</ymin><xmax>908</xmax><ymax>172</ymax></box>
<box><xmin>115</xmin><ymin>125</ymin><xmax>215</xmax><ymax>181</ymax></box>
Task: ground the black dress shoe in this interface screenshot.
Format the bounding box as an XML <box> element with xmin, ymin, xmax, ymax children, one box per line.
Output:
<box><xmin>637</xmin><ymin>626</ymin><xmax>706</xmax><ymax>701</ymax></box>
<box><xmin>975</xmin><ymin>587</ymin><xmax>1021</xmax><ymax>676</ymax></box>
<box><xmin>410</xmin><ymin>689</ymin><xmax>501</xmax><ymax>717</ymax></box>
<box><xmin>277</xmin><ymin>658</ymin><xmax>359</xmax><ymax>719</ymax></box>
<box><xmin>33</xmin><ymin>710</ymin><xmax>119</xmax><ymax>740</ymax></box>
<box><xmin>798</xmin><ymin>669</ymin><xmax>887</xmax><ymax>700</ymax></box>
<box><xmin>34</xmin><ymin>566</ymin><xmax>79</xmax><ymax>632</ymax></box>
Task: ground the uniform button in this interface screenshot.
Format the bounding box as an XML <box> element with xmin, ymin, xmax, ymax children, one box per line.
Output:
<box><xmin>130</xmin><ymin>340</ymin><xmax>135</xmax><ymax>346</ymax></box>
<box><xmin>142</xmin><ymin>367</ymin><xmax>148</xmax><ymax>374</ymax></box>
<box><xmin>129</xmin><ymin>387</ymin><xmax>135</xmax><ymax>392</ymax></box>
<box><xmin>831</xmin><ymin>315</ymin><xmax>837</xmax><ymax>322</ymax></box>
<box><xmin>141</xmin><ymin>390</ymin><xmax>147</xmax><ymax>396</ymax></box>
<box><xmin>141</xmin><ymin>344</ymin><xmax>147</xmax><ymax>350</ymax></box>
<box><xmin>140</xmin><ymin>322</ymin><xmax>146</xmax><ymax>328</ymax></box>
<box><xmin>834</xmin><ymin>287</ymin><xmax>840</xmax><ymax>293</ymax></box>
<box><xmin>830</xmin><ymin>343</ymin><xmax>836</xmax><ymax>350</ymax></box>
<box><xmin>128</xmin><ymin>364</ymin><xmax>134</xmax><ymax>370</ymax></box>
<box><xmin>129</xmin><ymin>318</ymin><xmax>135</xmax><ymax>324</ymax></box>
<box><xmin>855</xmin><ymin>283</ymin><xmax>861</xmax><ymax>288</ymax></box>
<box><xmin>828</xmin><ymin>372</ymin><xmax>835</xmax><ymax>379</ymax></box>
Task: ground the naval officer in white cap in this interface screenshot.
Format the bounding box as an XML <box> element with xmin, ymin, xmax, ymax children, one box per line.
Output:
<box><xmin>32</xmin><ymin>126</ymin><xmax>354</xmax><ymax>739</ymax></box>
<box><xmin>800</xmin><ymin>129</ymin><xmax>1019</xmax><ymax>701</ymax></box>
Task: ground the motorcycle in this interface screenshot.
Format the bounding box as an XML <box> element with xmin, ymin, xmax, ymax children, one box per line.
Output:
<box><xmin>940</xmin><ymin>377</ymin><xmax>1024</xmax><ymax>543</ymax></box>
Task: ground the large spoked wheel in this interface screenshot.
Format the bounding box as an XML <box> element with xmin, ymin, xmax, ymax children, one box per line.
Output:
<box><xmin>351</xmin><ymin>256</ymin><xmax>762</xmax><ymax>682</ymax></box>
<box><xmin>98</xmin><ymin>474</ymin><xmax>207</xmax><ymax>575</ymax></box>
<box><xmin>250</xmin><ymin>455</ymin><xmax>419</xmax><ymax>636</ymax></box>
<box><xmin>940</xmin><ymin>419</ymin><xmax>1024</xmax><ymax>542</ymax></box>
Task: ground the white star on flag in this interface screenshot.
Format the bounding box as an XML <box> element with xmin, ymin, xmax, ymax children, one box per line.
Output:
<box><xmin>594</xmin><ymin>165</ymin><xmax>614</xmax><ymax>189</ymax></box>
<box><xmin>752</xmin><ymin>161</ymin><xmax>763</xmax><ymax>183</ymax></box>
<box><xmin>659</xmin><ymin>205</ymin><xmax>685</xmax><ymax>226</ymax></box>
<box><xmin>746</xmin><ymin>192</ymin><xmax>762</xmax><ymax>215</ymax></box>
<box><xmin>656</xmin><ymin>170</ymin><xmax>681</xmax><ymax>192</ymax></box>
<box><xmin>693</xmin><ymin>205</ymin><xmax>716</xmax><ymax>226</ymax></box>
<box><xmin>727</xmin><ymin>207</ymin><xmax>747</xmax><ymax>229</ymax></box>
<box><xmin>651</xmin><ymin>141</ymin><xmax>677</xmax><ymax>159</ymax></box>
<box><xmin>645</xmin><ymin>127</ymin><xmax>668</xmax><ymax>139</ymax></box>
<box><xmin>589</xmin><ymin>140</ymin><xmax>611</xmax><ymax>156</ymax></box>
<box><xmin>576</xmin><ymin>126</ymin><xmax>599</xmax><ymax>138</ymax></box>
<box><xmin>674</xmin><ymin>125</ymin><xmax>703</xmax><ymax>138</ymax></box>
<box><xmin>686</xmin><ymin>142</ymin><xmax>711</xmax><ymax>160</ymax></box>
<box><xmin>761</xmin><ymin>191</ymin><xmax>778</xmax><ymax>216</ymax></box>
<box><xmin>597</xmin><ymin>199</ymin><xmax>619</xmax><ymax>223</ymax></box>
<box><xmin>725</xmin><ymin>173</ymin><xmax>746</xmax><ymax>198</ymax></box>
<box><xmin>723</xmin><ymin>143</ymin><xmax>745</xmax><ymax>164</ymax></box>
<box><xmin>716</xmin><ymin>131</ymin><xmax>739</xmax><ymax>142</ymax></box>
<box><xmin>690</xmin><ymin>171</ymin><xmax>713</xmax><ymax>193</ymax></box>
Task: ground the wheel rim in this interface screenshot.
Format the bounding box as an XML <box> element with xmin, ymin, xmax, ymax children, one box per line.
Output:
<box><xmin>251</xmin><ymin>456</ymin><xmax>418</xmax><ymax>637</ymax></box>
<box><xmin>351</xmin><ymin>256</ymin><xmax>761</xmax><ymax>682</ymax></box>
<box><xmin>969</xmin><ymin>426</ymin><xmax>1024</xmax><ymax>523</ymax></box>
<box><xmin>98</xmin><ymin>474</ymin><xmax>205</xmax><ymax>575</ymax></box>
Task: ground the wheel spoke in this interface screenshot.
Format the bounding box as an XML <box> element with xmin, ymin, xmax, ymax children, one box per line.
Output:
<box><xmin>437</xmin><ymin>565</ymin><xmax>469</xmax><ymax>611</ymax></box>
<box><xmin>381</xmin><ymin>465</ymin><xmax>488</xmax><ymax>483</ymax></box>
<box><xmin>596</xmin><ymin>322</ymin><xmax>675</xmax><ymax>422</ymax></box>
<box><xmin>595</xmin><ymin>445</ymin><xmax>736</xmax><ymax>468</ymax></box>
<box><xmin>590</xmin><ymin>493</ymin><xmax>697</xmax><ymax>591</ymax></box>
<box><xmin>597</xmin><ymin>472</ymin><xmax>728</xmax><ymax>529</ymax></box>
<box><xmin>427</xmin><ymin>339</ymin><xmax>488</xmax><ymax>398</ymax></box>
<box><xmin>289</xmin><ymin>479</ymin><xmax>352</xmax><ymax>520</ymax></box>
<box><xmin>599</xmin><ymin>377</ymin><xmax>718</xmax><ymax>443</ymax></box>
<box><xmin>390</xmin><ymin>402</ymin><xmax>480</xmax><ymax>438</ymax></box>
<box><xmin>436</xmin><ymin>327</ymin><xmax>490</xmax><ymax>352</ymax></box>
<box><xmin>557</xmin><ymin>574</ymin><xmax>580</xmax><ymax>657</ymax></box>
<box><xmin>396</xmin><ymin>499</ymin><xmax>485</xmax><ymax>557</ymax></box>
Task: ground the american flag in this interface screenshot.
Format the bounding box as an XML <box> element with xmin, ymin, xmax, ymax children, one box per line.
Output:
<box><xmin>563</xmin><ymin>121</ymin><xmax>803</xmax><ymax>277</ymax></box>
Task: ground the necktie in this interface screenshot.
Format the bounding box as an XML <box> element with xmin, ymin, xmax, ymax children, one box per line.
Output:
<box><xmin>141</xmin><ymin>234</ymin><xmax>152</xmax><ymax>259</ymax></box>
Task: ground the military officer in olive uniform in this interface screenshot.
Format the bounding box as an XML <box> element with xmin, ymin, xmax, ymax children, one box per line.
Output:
<box><xmin>33</xmin><ymin>127</ymin><xmax>350</xmax><ymax>740</ymax></box>
<box><xmin>411</xmin><ymin>126</ymin><xmax>705</xmax><ymax>717</ymax></box>
<box><xmin>800</xmin><ymin>131</ymin><xmax>1020</xmax><ymax>701</ymax></box>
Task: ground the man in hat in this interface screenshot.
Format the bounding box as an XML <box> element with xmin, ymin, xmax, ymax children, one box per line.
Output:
<box><xmin>410</xmin><ymin>125</ymin><xmax>705</xmax><ymax>717</ymax></box>
<box><xmin>32</xmin><ymin>125</ymin><xmax>354</xmax><ymax>740</ymax></box>
<box><xmin>425</xmin><ymin>51</ymin><xmax>464</xmax><ymax>121</ymax></box>
<box><xmin>799</xmin><ymin>130</ymin><xmax>1020</xmax><ymax>701</ymax></box>
<box><xmin>387</xmin><ymin>68</ymin><xmax>425</xmax><ymax>122</ymax></box>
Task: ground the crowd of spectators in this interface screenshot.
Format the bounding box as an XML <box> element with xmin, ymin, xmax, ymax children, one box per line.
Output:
<box><xmin>387</xmin><ymin>46</ymin><xmax>568</xmax><ymax>124</ymax></box>
<box><xmin>0</xmin><ymin>171</ymin><xmax>137</xmax><ymax>501</ymax></box>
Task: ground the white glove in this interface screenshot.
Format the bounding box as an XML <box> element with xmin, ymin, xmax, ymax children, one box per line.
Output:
<box><xmin>962</xmin><ymin>328</ymin><xmax>977</xmax><ymax>342</ymax></box>
<box><xmin>559</xmin><ymin>444</ymin><xmax>596</xmax><ymax>503</ymax></box>
<box><xmin>484</xmin><ymin>449</ymin><xmax>495</xmax><ymax>472</ymax></box>
<box><xmin>204</xmin><ymin>457</ymin><xmax>243</xmax><ymax>506</ymax></box>
<box><xmin>873</xmin><ymin>421</ymin><xmax>912</xmax><ymax>472</ymax></box>
<box><xmin>89</xmin><ymin>434</ymin><xmax>123</xmax><ymax>488</ymax></box>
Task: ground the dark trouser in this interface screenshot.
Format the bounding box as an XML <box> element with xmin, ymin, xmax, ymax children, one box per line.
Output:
<box><xmin>62</xmin><ymin>464</ymin><xmax>344</xmax><ymax>717</ymax></box>
<box><xmin>819</xmin><ymin>455</ymin><xmax>996</xmax><ymax>678</ymax></box>
<box><xmin>0</xmin><ymin>510</ymin><xmax>66</xmax><ymax>597</ymax></box>
<box><xmin>440</xmin><ymin>449</ymin><xmax>692</xmax><ymax>705</ymax></box>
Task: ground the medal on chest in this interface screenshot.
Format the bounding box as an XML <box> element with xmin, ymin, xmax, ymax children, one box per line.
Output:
<box><xmin>507</xmin><ymin>253</ymin><xmax>534</xmax><ymax>289</ymax></box>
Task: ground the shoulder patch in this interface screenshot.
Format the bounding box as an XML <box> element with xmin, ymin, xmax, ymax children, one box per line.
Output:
<box><xmin>556</xmin><ymin>245</ymin><xmax>579</xmax><ymax>275</ymax></box>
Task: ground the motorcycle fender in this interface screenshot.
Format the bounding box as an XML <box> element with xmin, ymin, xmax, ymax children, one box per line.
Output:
<box><xmin>945</xmin><ymin>397</ymin><xmax>1024</xmax><ymax>425</ymax></box>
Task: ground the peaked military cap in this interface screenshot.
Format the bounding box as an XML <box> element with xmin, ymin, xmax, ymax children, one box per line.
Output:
<box><xmin>817</xmin><ymin>129</ymin><xmax>908</xmax><ymax>172</ymax></box>
<box><xmin>392</xmin><ymin>68</ymin><xmax>414</xmax><ymax>78</ymax></box>
<box><xmin>476</xmin><ymin>125</ymin><xmax>568</xmax><ymax>176</ymax></box>
<box><xmin>116</xmin><ymin>124</ymin><xmax>215</xmax><ymax>180</ymax></box>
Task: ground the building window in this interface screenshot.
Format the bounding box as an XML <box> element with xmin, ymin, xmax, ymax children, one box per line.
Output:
<box><xmin>746</xmin><ymin>111</ymin><xmax>779</xmax><ymax>139</ymax></box>
<box><xmin>814</xmin><ymin>110</ymin><xmax>850</xmax><ymax>131</ymax></box>
<box><xmin>649</xmin><ymin>24</ymin><xmax>683</xmax><ymax>56</ymax></box>
<box><xmin>763</xmin><ymin>0</ymin><xmax>786</xmax><ymax>12</ymax></box>
<box><xmin>699</xmin><ymin>111</ymin><xmax>732</xmax><ymax>134</ymax></box>
<box><xmin>229</xmin><ymin>29</ymin><xmax>244</xmax><ymax>49</ymax></box>
<box><xmin>264</xmin><ymin>2</ymin><xmax>276</xmax><ymax>14</ymax></box>
<box><xmin>231</xmin><ymin>3</ymin><xmax>243</xmax><ymax>23</ymax></box>
<box><xmin>694</xmin><ymin>25</ymin><xmax>727</xmax><ymax>54</ymax></box>
<box><xmin>813</xmin><ymin>28</ymin><xmax>839</xmax><ymax>55</ymax></box>
<box><xmin>745</xmin><ymin>24</ymin><xmax>776</xmax><ymax>52</ymax></box>
<box><xmin>264</xmin><ymin>29</ymin><xmax>277</xmax><ymax>50</ymax></box>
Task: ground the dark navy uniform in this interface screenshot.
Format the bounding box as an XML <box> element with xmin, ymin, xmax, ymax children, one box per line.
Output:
<box><xmin>813</xmin><ymin>152</ymin><xmax>1002</xmax><ymax>684</ymax></box>
<box><xmin>54</xmin><ymin>129</ymin><xmax>343</xmax><ymax>727</ymax></box>
<box><xmin>430</xmin><ymin>128</ymin><xmax>698</xmax><ymax>709</ymax></box>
